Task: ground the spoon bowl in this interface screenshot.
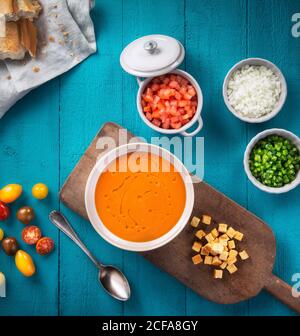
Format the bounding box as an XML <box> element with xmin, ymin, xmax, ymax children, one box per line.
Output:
<box><xmin>99</xmin><ymin>265</ymin><xmax>131</xmax><ymax>301</ymax></box>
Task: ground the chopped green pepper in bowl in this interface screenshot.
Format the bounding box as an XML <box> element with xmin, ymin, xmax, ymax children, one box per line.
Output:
<box><xmin>244</xmin><ymin>129</ymin><xmax>300</xmax><ymax>193</ymax></box>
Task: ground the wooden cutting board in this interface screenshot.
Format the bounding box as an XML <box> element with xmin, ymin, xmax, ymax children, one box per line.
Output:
<box><xmin>60</xmin><ymin>122</ymin><xmax>300</xmax><ymax>313</ymax></box>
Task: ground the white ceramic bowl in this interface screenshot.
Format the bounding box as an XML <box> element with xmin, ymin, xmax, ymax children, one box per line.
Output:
<box><xmin>223</xmin><ymin>58</ymin><xmax>287</xmax><ymax>123</ymax></box>
<box><xmin>85</xmin><ymin>143</ymin><xmax>195</xmax><ymax>251</ymax></box>
<box><xmin>244</xmin><ymin>129</ymin><xmax>300</xmax><ymax>194</ymax></box>
<box><xmin>137</xmin><ymin>69</ymin><xmax>203</xmax><ymax>137</ymax></box>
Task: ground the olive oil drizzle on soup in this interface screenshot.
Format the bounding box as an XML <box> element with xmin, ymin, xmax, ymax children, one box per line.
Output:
<box><xmin>95</xmin><ymin>152</ymin><xmax>186</xmax><ymax>242</ymax></box>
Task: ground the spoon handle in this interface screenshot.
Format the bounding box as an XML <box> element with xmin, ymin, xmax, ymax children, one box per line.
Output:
<box><xmin>49</xmin><ymin>210</ymin><xmax>102</xmax><ymax>270</ymax></box>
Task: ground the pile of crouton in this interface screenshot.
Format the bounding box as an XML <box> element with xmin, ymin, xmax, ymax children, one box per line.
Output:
<box><xmin>191</xmin><ymin>215</ymin><xmax>249</xmax><ymax>279</ymax></box>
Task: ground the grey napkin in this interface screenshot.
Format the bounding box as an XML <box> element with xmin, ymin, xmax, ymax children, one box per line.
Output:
<box><xmin>0</xmin><ymin>0</ymin><xmax>96</xmax><ymax>118</ymax></box>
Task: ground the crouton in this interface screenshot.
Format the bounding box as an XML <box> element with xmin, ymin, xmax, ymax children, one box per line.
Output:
<box><xmin>219</xmin><ymin>251</ymin><xmax>229</xmax><ymax>261</ymax></box>
<box><xmin>192</xmin><ymin>241</ymin><xmax>202</xmax><ymax>253</ymax></box>
<box><xmin>192</xmin><ymin>254</ymin><xmax>203</xmax><ymax>265</ymax></box>
<box><xmin>219</xmin><ymin>234</ymin><xmax>229</xmax><ymax>242</ymax></box>
<box><xmin>218</xmin><ymin>223</ymin><xmax>228</xmax><ymax>233</ymax></box>
<box><xmin>227</xmin><ymin>240</ymin><xmax>235</xmax><ymax>250</ymax></box>
<box><xmin>213</xmin><ymin>269</ymin><xmax>223</xmax><ymax>279</ymax></box>
<box><xmin>226</xmin><ymin>227</ymin><xmax>236</xmax><ymax>239</ymax></box>
<box><xmin>201</xmin><ymin>244</ymin><xmax>212</xmax><ymax>256</ymax></box>
<box><xmin>234</xmin><ymin>231</ymin><xmax>244</xmax><ymax>241</ymax></box>
<box><xmin>211</xmin><ymin>228</ymin><xmax>219</xmax><ymax>238</ymax></box>
<box><xmin>191</xmin><ymin>216</ymin><xmax>201</xmax><ymax>228</ymax></box>
<box><xmin>220</xmin><ymin>261</ymin><xmax>228</xmax><ymax>269</ymax></box>
<box><xmin>227</xmin><ymin>264</ymin><xmax>238</xmax><ymax>274</ymax></box>
<box><xmin>211</xmin><ymin>243</ymin><xmax>224</xmax><ymax>255</ymax></box>
<box><xmin>204</xmin><ymin>256</ymin><xmax>213</xmax><ymax>265</ymax></box>
<box><xmin>227</xmin><ymin>257</ymin><xmax>237</xmax><ymax>266</ymax></box>
<box><xmin>212</xmin><ymin>256</ymin><xmax>222</xmax><ymax>266</ymax></box>
<box><xmin>239</xmin><ymin>250</ymin><xmax>249</xmax><ymax>260</ymax></box>
<box><xmin>195</xmin><ymin>229</ymin><xmax>206</xmax><ymax>240</ymax></box>
<box><xmin>205</xmin><ymin>233</ymin><xmax>214</xmax><ymax>243</ymax></box>
<box><xmin>229</xmin><ymin>249</ymin><xmax>238</xmax><ymax>258</ymax></box>
<box><xmin>202</xmin><ymin>215</ymin><xmax>212</xmax><ymax>225</ymax></box>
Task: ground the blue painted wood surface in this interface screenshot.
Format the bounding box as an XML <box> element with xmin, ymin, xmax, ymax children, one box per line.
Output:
<box><xmin>0</xmin><ymin>0</ymin><xmax>299</xmax><ymax>316</ymax></box>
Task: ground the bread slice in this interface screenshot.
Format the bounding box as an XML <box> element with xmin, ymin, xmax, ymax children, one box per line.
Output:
<box><xmin>19</xmin><ymin>18</ymin><xmax>37</xmax><ymax>57</ymax></box>
<box><xmin>14</xmin><ymin>0</ymin><xmax>42</xmax><ymax>20</ymax></box>
<box><xmin>0</xmin><ymin>0</ymin><xmax>18</xmax><ymax>21</ymax></box>
<box><xmin>0</xmin><ymin>21</ymin><xmax>25</xmax><ymax>60</ymax></box>
<box><xmin>0</xmin><ymin>0</ymin><xmax>42</xmax><ymax>21</ymax></box>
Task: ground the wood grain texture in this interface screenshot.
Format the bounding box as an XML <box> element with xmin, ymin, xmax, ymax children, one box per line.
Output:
<box><xmin>59</xmin><ymin>1</ymin><xmax>124</xmax><ymax>316</ymax></box>
<box><xmin>0</xmin><ymin>81</ymin><xmax>60</xmax><ymax>316</ymax></box>
<box><xmin>246</xmin><ymin>0</ymin><xmax>300</xmax><ymax>316</ymax></box>
<box><xmin>1</xmin><ymin>0</ymin><xmax>300</xmax><ymax>316</ymax></box>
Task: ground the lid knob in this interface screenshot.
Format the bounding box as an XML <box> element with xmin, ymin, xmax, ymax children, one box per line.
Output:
<box><xmin>143</xmin><ymin>40</ymin><xmax>158</xmax><ymax>54</ymax></box>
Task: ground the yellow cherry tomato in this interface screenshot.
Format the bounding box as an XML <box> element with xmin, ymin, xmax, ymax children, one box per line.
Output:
<box><xmin>15</xmin><ymin>250</ymin><xmax>36</xmax><ymax>277</ymax></box>
<box><xmin>0</xmin><ymin>228</ymin><xmax>4</xmax><ymax>241</ymax></box>
<box><xmin>32</xmin><ymin>183</ymin><xmax>48</xmax><ymax>200</ymax></box>
<box><xmin>0</xmin><ymin>184</ymin><xmax>22</xmax><ymax>203</ymax></box>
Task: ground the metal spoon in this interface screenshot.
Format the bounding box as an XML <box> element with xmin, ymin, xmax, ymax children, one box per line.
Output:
<box><xmin>49</xmin><ymin>210</ymin><xmax>131</xmax><ymax>301</ymax></box>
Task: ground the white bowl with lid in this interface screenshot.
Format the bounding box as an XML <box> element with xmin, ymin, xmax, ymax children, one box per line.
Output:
<box><xmin>120</xmin><ymin>35</ymin><xmax>203</xmax><ymax>137</ymax></box>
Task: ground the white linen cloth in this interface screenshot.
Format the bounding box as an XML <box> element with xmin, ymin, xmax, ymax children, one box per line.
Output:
<box><xmin>0</xmin><ymin>0</ymin><xmax>96</xmax><ymax>118</ymax></box>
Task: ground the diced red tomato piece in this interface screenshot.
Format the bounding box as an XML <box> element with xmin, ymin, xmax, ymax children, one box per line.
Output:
<box><xmin>171</xmin><ymin>116</ymin><xmax>179</xmax><ymax>123</ymax></box>
<box><xmin>169</xmin><ymin>80</ymin><xmax>180</xmax><ymax>90</ymax></box>
<box><xmin>151</xmin><ymin>83</ymin><xmax>160</xmax><ymax>91</ymax></box>
<box><xmin>181</xmin><ymin>78</ymin><xmax>189</xmax><ymax>86</ymax></box>
<box><xmin>176</xmin><ymin>75</ymin><xmax>183</xmax><ymax>83</ymax></box>
<box><xmin>153</xmin><ymin>95</ymin><xmax>160</xmax><ymax>104</ymax></box>
<box><xmin>163</xmin><ymin>77</ymin><xmax>170</xmax><ymax>85</ymax></box>
<box><xmin>184</xmin><ymin>93</ymin><xmax>193</xmax><ymax>100</ymax></box>
<box><xmin>152</xmin><ymin>119</ymin><xmax>161</xmax><ymax>127</ymax></box>
<box><xmin>171</xmin><ymin>122</ymin><xmax>182</xmax><ymax>129</ymax></box>
<box><xmin>179</xmin><ymin>87</ymin><xmax>187</xmax><ymax>95</ymax></box>
<box><xmin>144</xmin><ymin>95</ymin><xmax>153</xmax><ymax>103</ymax></box>
<box><xmin>174</xmin><ymin>92</ymin><xmax>182</xmax><ymax>100</ymax></box>
<box><xmin>152</xmin><ymin>111</ymin><xmax>160</xmax><ymax>119</ymax></box>
<box><xmin>188</xmin><ymin>87</ymin><xmax>196</xmax><ymax>96</ymax></box>
<box><xmin>146</xmin><ymin>112</ymin><xmax>153</xmax><ymax>121</ymax></box>
<box><xmin>178</xmin><ymin>100</ymin><xmax>188</xmax><ymax>107</ymax></box>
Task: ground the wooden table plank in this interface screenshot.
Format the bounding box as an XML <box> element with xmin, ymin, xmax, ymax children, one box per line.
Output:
<box><xmin>121</xmin><ymin>0</ymin><xmax>188</xmax><ymax>316</ymax></box>
<box><xmin>0</xmin><ymin>82</ymin><xmax>60</xmax><ymax>316</ymax></box>
<box><xmin>246</xmin><ymin>0</ymin><xmax>300</xmax><ymax>316</ymax></box>
<box><xmin>184</xmin><ymin>0</ymin><xmax>250</xmax><ymax>316</ymax></box>
<box><xmin>58</xmin><ymin>0</ymin><xmax>124</xmax><ymax>316</ymax></box>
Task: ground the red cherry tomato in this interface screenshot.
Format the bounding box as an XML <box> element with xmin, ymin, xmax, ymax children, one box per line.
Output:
<box><xmin>22</xmin><ymin>226</ymin><xmax>42</xmax><ymax>245</ymax></box>
<box><xmin>0</xmin><ymin>201</ymin><xmax>10</xmax><ymax>221</ymax></box>
<box><xmin>36</xmin><ymin>237</ymin><xmax>54</xmax><ymax>255</ymax></box>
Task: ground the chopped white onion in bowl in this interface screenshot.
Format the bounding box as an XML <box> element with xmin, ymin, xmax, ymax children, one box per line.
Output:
<box><xmin>223</xmin><ymin>58</ymin><xmax>287</xmax><ymax>123</ymax></box>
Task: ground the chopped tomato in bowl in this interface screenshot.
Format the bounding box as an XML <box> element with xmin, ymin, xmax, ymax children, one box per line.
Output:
<box><xmin>141</xmin><ymin>74</ymin><xmax>198</xmax><ymax>130</ymax></box>
<box><xmin>137</xmin><ymin>70</ymin><xmax>203</xmax><ymax>136</ymax></box>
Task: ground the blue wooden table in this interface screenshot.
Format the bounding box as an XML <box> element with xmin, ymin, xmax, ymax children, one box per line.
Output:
<box><xmin>0</xmin><ymin>0</ymin><xmax>300</xmax><ymax>316</ymax></box>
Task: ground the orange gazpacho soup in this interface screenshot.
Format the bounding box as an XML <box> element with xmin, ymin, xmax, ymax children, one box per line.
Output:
<box><xmin>95</xmin><ymin>152</ymin><xmax>186</xmax><ymax>242</ymax></box>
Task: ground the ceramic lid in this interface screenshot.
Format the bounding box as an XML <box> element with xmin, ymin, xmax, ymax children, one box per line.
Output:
<box><xmin>120</xmin><ymin>34</ymin><xmax>185</xmax><ymax>77</ymax></box>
